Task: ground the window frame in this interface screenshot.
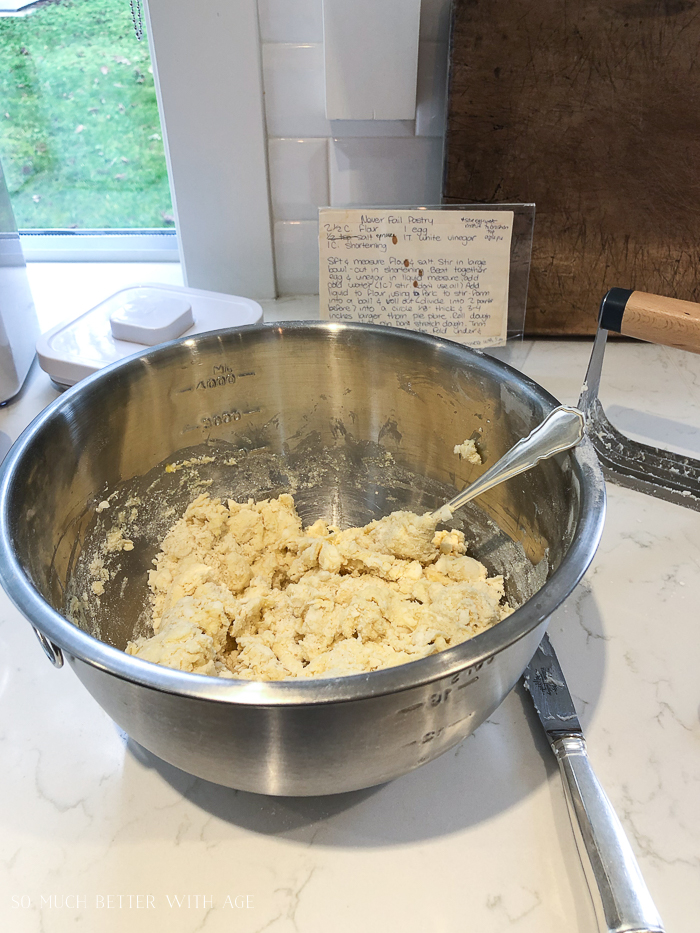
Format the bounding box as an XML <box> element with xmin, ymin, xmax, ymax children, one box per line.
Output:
<box><xmin>15</xmin><ymin>0</ymin><xmax>277</xmax><ymax>299</ymax></box>
<box><xmin>142</xmin><ymin>0</ymin><xmax>276</xmax><ymax>298</ymax></box>
<box><xmin>20</xmin><ymin>228</ymin><xmax>178</xmax><ymax>262</ymax></box>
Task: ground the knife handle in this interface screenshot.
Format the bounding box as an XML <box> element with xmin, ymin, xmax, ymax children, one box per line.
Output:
<box><xmin>552</xmin><ymin>735</ymin><xmax>664</xmax><ymax>933</ymax></box>
<box><xmin>599</xmin><ymin>288</ymin><xmax>700</xmax><ymax>354</ymax></box>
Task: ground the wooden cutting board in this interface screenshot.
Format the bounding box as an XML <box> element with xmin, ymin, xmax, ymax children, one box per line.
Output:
<box><xmin>443</xmin><ymin>0</ymin><xmax>700</xmax><ymax>334</ymax></box>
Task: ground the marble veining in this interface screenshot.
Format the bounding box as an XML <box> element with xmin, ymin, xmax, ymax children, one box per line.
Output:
<box><xmin>1</xmin><ymin>301</ymin><xmax>698</xmax><ymax>931</ymax></box>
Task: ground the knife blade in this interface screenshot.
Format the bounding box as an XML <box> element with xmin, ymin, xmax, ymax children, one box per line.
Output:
<box><xmin>523</xmin><ymin>633</ymin><xmax>664</xmax><ymax>933</ymax></box>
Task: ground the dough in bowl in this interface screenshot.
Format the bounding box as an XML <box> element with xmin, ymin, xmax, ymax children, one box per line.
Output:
<box><xmin>126</xmin><ymin>493</ymin><xmax>511</xmax><ymax>680</ymax></box>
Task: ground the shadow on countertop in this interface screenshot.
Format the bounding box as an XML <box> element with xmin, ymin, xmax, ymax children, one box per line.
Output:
<box><xmin>125</xmin><ymin>587</ymin><xmax>606</xmax><ymax>848</ymax></box>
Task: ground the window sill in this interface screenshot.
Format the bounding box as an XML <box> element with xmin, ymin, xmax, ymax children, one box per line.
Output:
<box><xmin>20</xmin><ymin>230</ymin><xmax>179</xmax><ymax>263</ymax></box>
<box><xmin>26</xmin><ymin>261</ymin><xmax>185</xmax><ymax>333</ymax></box>
<box><xmin>26</xmin><ymin>261</ymin><xmax>320</xmax><ymax>334</ymax></box>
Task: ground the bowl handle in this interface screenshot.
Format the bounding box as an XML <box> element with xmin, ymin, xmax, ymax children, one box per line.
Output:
<box><xmin>31</xmin><ymin>625</ymin><xmax>64</xmax><ymax>668</ymax></box>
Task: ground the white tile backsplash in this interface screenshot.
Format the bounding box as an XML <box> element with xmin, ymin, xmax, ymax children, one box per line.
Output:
<box><xmin>268</xmin><ymin>137</ymin><xmax>329</xmax><ymax>221</ymax></box>
<box><xmin>257</xmin><ymin>0</ymin><xmax>323</xmax><ymax>43</ymax></box>
<box><xmin>323</xmin><ymin>0</ymin><xmax>421</xmax><ymax>120</ymax></box>
<box><xmin>329</xmin><ymin>136</ymin><xmax>444</xmax><ymax>207</ymax></box>
<box><xmin>329</xmin><ymin>119</ymin><xmax>416</xmax><ymax>138</ymax></box>
<box><xmin>260</xmin><ymin>4</ymin><xmax>451</xmax><ymax>292</ymax></box>
<box><xmin>416</xmin><ymin>41</ymin><xmax>449</xmax><ymax>138</ymax></box>
<box><xmin>274</xmin><ymin>221</ymin><xmax>319</xmax><ymax>294</ymax></box>
<box><xmin>262</xmin><ymin>44</ymin><xmax>330</xmax><ymax>138</ymax></box>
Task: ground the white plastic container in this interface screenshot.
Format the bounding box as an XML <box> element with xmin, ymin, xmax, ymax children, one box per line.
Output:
<box><xmin>36</xmin><ymin>283</ymin><xmax>263</xmax><ymax>387</ymax></box>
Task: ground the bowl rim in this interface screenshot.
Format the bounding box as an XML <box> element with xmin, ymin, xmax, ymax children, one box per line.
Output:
<box><xmin>0</xmin><ymin>321</ymin><xmax>607</xmax><ymax>705</ymax></box>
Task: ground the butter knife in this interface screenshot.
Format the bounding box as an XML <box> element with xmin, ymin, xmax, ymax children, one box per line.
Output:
<box><xmin>522</xmin><ymin>633</ymin><xmax>664</xmax><ymax>933</ymax></box>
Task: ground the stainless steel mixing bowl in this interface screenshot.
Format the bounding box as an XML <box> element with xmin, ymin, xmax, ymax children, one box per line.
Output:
<box><xmin>0</xmin><ymin>323</ymin><xmax>606</xmax><ymax>795</ymax></box>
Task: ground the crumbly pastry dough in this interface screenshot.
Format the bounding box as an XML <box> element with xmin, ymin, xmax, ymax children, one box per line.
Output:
<box><xmin>453</xmin><ymin>438</ymin><xmax>482</xmax><ymax>464</ymax></box>
<box><xmin>126</xmin><ymin>493</ymin><xmax>510</xmax><ymax>680</ymax></box>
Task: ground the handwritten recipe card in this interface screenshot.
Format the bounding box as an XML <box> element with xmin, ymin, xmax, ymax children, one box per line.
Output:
<box><xmin>319</xmin><ymin>209</ymin><xmax>515</xmax><ymax>347</ymax></box>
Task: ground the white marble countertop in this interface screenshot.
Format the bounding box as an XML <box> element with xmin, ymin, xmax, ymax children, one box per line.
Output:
<box><xmin>1</xmin><ymin>283</ymin><xmax>699</xmax><ymax>933</ymax></box>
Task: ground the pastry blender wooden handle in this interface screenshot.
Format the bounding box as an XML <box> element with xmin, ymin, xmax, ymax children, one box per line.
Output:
<box><xmin>599</xmin><ymin>288</ymin><xmax>700</xmax><ymax>354</ymax></box>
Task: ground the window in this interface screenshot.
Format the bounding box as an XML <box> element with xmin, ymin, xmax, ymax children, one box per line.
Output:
<box><xmin>0</xmin><ymin>0</ymin><xmax>177</xmax><ymax>259</ymax></box>
<box><xmin>1</xmin><ymin>0</ymin><xmax>277</xmax><ymax>293</ymax></box>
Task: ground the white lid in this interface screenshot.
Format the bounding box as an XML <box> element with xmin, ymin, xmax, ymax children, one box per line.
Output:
<box><xmin>36</xmin><ymin>283</ymin><xmax>264</xmax><ymax>386</ymax></box>
<box><xmin>109</xmin><ymin>291</ymin><xmax>194</xmax><ymax>346</ymax></box>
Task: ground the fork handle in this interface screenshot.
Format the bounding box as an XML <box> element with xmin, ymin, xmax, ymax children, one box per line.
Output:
<box><xmin>599</xmin><ymin>288</ymin><xmax>700</xmax><ymax>354</ymax></box>
<box><xmin>437</xmin><ymin>406</ymin><xmax>584</xmax><ymax>517</ymax></box>
<box><xmin>552</xmin><ymin>735</ymin><xmax>665</xmax><ymax>933</ymax></box>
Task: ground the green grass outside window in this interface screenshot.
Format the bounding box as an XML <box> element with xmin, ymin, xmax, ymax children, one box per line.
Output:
<box><xmin>0</xmin><ymin>0</ymin><xmax>174</xmax><ymax>229</ymax></box>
